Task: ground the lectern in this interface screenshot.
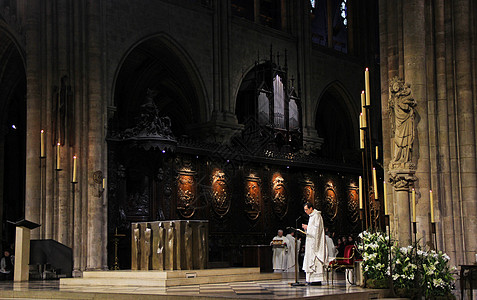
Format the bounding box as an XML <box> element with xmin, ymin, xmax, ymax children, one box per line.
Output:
<box><xmin>8</xmin><ymin>219</ymin><xmax>40</xmax><ymax>281</ymax></box>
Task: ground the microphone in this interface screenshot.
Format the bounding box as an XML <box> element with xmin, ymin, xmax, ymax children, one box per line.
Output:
<box><xmin>295</xmin><ymin>215</ymin><xmax>302</xmax><ymax>223</ymax></box>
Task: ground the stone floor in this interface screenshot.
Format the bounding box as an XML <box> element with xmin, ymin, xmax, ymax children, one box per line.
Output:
<box><xmin>0</xmin><ymin>273</ymin><xmax>389</xmax><ymax>299</ymax></box>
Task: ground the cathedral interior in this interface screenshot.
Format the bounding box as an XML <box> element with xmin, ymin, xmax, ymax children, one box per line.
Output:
<box><xmin>0</xmin><ymin>0</ymin><xmax>476</xmax><ymax>276</ymax></box>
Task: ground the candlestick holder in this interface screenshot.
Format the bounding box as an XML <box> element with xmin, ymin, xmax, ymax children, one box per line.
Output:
<box><xmin>112</xmin><ymin>229</ymin><xmax>126</xmax><ymax>270</ymax></box>
<box><xmin>384</xmin><ymin>214</ymin><xmax>396</xmax><ymax>297</ymax></box>
<box><xmin>431</xmin><ymin>222</ymin><xmax>437</xmax><ymax>251</ymax></box>
<box><xmin>412</xmin><ymin>222</ymin><xmax>417</xmax><ymax>245</ymax></box>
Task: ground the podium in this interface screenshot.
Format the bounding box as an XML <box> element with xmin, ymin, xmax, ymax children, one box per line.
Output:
<box><xmin>8</xmin><ymin>219</ymin><xmax>40</xmax><ymax>281</ymax></box>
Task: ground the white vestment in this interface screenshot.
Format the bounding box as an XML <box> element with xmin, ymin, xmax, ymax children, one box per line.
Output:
<box><xmin>285</xmin><ymin>234</ymin><xmax>301</xmax><ymax>272</ymax></box>
<box><xmin>271</xmin><ymin>236</ymin><xmax>289</xmax><ymax>271</ymax></box>
<box><xmin>302</xmin><ymin>210</ymin><xmax>327</xmax><ymax>282</ymax></box>
<box><xmin>325</xmin><ymin>235</ymin><xmax>337</xmax><ymax>263</ymax></box>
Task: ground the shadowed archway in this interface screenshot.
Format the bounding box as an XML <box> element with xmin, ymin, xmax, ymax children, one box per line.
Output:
<box><xmin>0</xmin><ymin>27</ymin><xmax>26</xmax><ymax>251</ymax></box>
<box><xmin>315</xmin><ymin>82</ymin><xmax>357</xmax><ymax>163</ymax></box>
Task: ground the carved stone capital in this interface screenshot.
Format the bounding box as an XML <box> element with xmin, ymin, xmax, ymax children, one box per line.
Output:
<box><xmin>388</xmin><ymin>169</ymin><xmax>417</xmax><ymax>191</ymax></box>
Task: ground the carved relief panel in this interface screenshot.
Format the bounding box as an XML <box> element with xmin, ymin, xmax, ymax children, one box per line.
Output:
<box><xmin>244</xmin><ymin>173</ymin><xmax>261</xmax><ymax>221</ymax></box>
<box><xmin>176</xmin><ymin>160</ymin><xmax>197</xmax><ymax>218</ymax></box>
<box><xmin>271</xmin><ymin>172</ymin><xmax>288</xmax><ymax>219</ymax></box>
<box><xmin>300</xmin><ymin>177</ymin><xmax>315</xmax><ymax>206</ymax></box>
<box><xmin>324</xmin><ymin>181</ymin><xmax>338</xmax><ymax>221</ymax></box>
<box><xmin>347</xmin><ymin>182</ymin><xmax>359</xmax><ymax>224</ymax></box>
<box><xmin>211</xmin><ymin>168</ymin><xmax>230</xmax><ymax>217</ymax></box>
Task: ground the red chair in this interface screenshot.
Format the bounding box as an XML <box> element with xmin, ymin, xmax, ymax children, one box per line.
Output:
<box><xmin>328</xmin><ymin>245</ymin><xmax>355</xmax><ymax>285</ymax></box>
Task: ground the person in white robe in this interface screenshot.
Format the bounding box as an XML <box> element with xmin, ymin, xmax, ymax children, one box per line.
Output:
<box><xmin>302</xmin><ymin>202</ymin><xmax>327</xmax><ymax>285</ymax></box>
<box><xmin>285</xmin><ymin>231</ymin><xmax>301</xmax><ymax>272</ymax></box>
<box><xmin>325</xmin><ymin>233</ymin><xmax>337</xmax><ymax>264</ymax></box>
<box><xmin>270</xmin><ymin>229</ymin><xmax>289</xmax><ymax>272</ymax></box>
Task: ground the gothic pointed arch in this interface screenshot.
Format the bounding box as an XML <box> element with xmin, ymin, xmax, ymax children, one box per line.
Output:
<box><xmin>111</xmin><ymin>34</ymin><xmax>209</xmax><ymax>135</ymax></box>
<box><xmin>0</xmin><ymin>26</ymin><xmax>26</xmax><ymax>248</ymax></box>
<box><xmin>314</xmin><ymin>81</ymin><xmax>358</xmax><ymax>162</ymax></box>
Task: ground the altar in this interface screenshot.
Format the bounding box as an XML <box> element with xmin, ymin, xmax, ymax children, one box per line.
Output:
<box><xmin>131</xmin><ymin>220</ymin><xmax>208</xmax><ymax>271</ymax></box>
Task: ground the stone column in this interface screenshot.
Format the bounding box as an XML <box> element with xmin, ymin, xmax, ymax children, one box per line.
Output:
<box><xmin>454</xmin><ymin>0</ymin><xmax>477</xmax><ymax>263</ymax></box>
<box><xmin>298</xmin><ymin>0</ymin><xmax>323</xmax><ymax>152</ymax></box>
<box><xmin>195</xmin><ymin>0</ymin><xmax>242</xmax><ymax>143</ymax></box>
<box><xmin>85</xmin><ymin>0</ymin><xmax>105</xmax><ymax>270</ymax></box>
<box><xmin>24</xmin><ymin>0</ymin><xmax>42</xmax><ymax>239</ymax></box>
<box><xmin>389</xmin><ymin>170</ymin><xmax>416</xmax><ymax>245</ymax></box>
<box><xmin>402</xmin><ymin>0</ymin><xmax>431</xmax><ymax>246</ymax></box>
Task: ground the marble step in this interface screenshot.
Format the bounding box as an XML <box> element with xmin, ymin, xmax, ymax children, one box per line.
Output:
<box><xmin>81</xmin><ymin>267</ymin><xmax>262</xmax><ymax>279</ymax></box>
<box><xmin>60</xmin><ymin>270</ymin><xmax>281</xmax><ymax>287</ymax></box>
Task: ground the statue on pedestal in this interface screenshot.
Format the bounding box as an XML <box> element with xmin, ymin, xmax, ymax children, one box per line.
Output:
<box><xmin>388</xmin><ymin>77</ymin><xmax>417</xmax><ymax>170</ymax></box>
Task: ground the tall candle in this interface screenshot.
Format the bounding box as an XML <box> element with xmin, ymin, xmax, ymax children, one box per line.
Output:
<box><xmin>412</xmin><ymin>189</ymin><xmax>416</xmax><ymax>222</ymax></box>
<box><xmin>359</xmin><ymin>113</ymin><xmax>363</xmax><ymax>129</ymax></box>
<box><xmin>361</xmin><ymin>91</ymin><xmax>367</xmax><ymax>127</ymax></box>
<box><xmin>383</xmin><ymin>181</ymin><xmax>387</xmax><ymax>215</ymax></box>
<box><xmin>375</xmin><ymin>146</ymin><xmax>379</xmax><ymax>160</ymax></box>
<box><xmin>72</xmin><ymin>155</ymin><xmax>77</xmax><ymax>183</ymax></box>
<box><xmin>40</xmin><ymin>130</ymin><xmax>45</xmax><ymax>158</ymax></box>
<box><xmin>359</xmin><ymin>176</ymin><xmax>363</xmax><ymax>209</ymax></box>
<box><xmin>430</xmin><ymin>190</ymin><xmax>434</xmax><ymax>223</ymax></box>
<box><xmin>103</xmin><ymin>178</ymin><xmax>106</xmax><ymax>190</ymax></box>
<box><xmin>373</xmin><ymin>167</ymin><xmax>378</xmax><ymax>199</ymax></box>
<box><xmin>56</xmin><ymin>142</ymin><xmax>61</xmax><ymax>170</ymax></box>
<box><xmin>365</xmin><ymin>68</ymin><xmax>370</xmax><ymax>106</ymax></box>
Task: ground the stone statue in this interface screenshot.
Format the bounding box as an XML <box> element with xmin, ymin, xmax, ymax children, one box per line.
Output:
<box><xmin>388</xmin><ymin>77</ymin><xmax>417</xmax><ymax>169</ymax></box>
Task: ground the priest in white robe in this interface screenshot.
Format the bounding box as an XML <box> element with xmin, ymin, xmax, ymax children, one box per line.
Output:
<box><xmin>270</xmin><ymin>229</ymin><xmax>289</xmax><ymax>272</ymax></box>
<box><xmin>285</xmin><ymin>231</ymin><xmax>301</xmax><ymax>272</ymax></box>
<box><xmin>302</xmin><ymin>202</ymin><xmax>327</xmax><ymax>285</ymax></box>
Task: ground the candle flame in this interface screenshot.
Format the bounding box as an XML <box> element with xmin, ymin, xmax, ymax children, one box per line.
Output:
<box><xmin>57</xmin><ymin>142</ymin><xmax>60</xmax><ymax>146</ymax></box>
<box><xmin>41</xmin><ymin>130</ymin><xmax>44</xmax><ymax>133</ymax></box>
<box><xmin>73</xmin><ymin>155</ymin><xmax>77</xmax><ymax>159</ymax></box>
<box><xmin>365</xmin><ymin>67</ymin><xmax>369</xmax><ymax>71</ymax></box>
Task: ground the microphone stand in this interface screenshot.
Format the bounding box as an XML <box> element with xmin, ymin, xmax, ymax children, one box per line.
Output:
<box><xmin>289</xmin><ymin>216</ymin><xmax>306</xmax><ymax>287</ymax></box>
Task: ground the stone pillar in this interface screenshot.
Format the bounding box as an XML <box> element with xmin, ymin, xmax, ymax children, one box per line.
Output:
<box><xmin>197</xmin><ymin>0</ymin><xmax>242</xmax><ymax>143</ymax></box>
<box><xmin>389</xmin><ymin>170</ymin><xmax>416</xmax><ymax>245</ymax></box>
<box><xmin>24</xmin><ymin>0</ymin><xmax>41</xmax><ymax>239</ymax></box>
<box><xmin>297</xmin><ymin>0</ymin><xmax>323</xmax><ymax>152</ymax></box>
<box><xmin>85</xmin><ymin>0</ymin><xmax>105</xmax><ymax>270</ymax></box>
<box><xmin>402</xmin><ymin>0</ymin><xmax>431</xmax><ymax>246</ymax></box>
<box><xmin>453</xmin><ymin>0</ymin><xmax>477</xmax><ymax>263</ymax></box>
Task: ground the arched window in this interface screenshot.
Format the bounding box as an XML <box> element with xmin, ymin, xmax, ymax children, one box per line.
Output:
<box><xmin>311</xmin><ymin>0</ymin><xmax>349</xmax><ymax>53</ymax></box>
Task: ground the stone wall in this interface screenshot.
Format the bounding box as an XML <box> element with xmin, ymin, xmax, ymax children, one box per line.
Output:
<box><xmin>379</xmin><ymin>0</ymin><xmax>477</xmax><ymax>265</ymax></box>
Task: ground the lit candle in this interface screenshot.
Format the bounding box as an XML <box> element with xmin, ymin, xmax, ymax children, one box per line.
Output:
<box><xmin>103</xmin><ymin>178</ymin><xmax>106</xmax><ymax>190</ymax></box>
<box><xmin>359</xmin><ymin>176</ymin><xmax>363</xmax><ymax>209</ymax></box>
<box><xmin>383</xmin><ymin>181</ymin><xmax>387</xmax><ymax>215</ymax></box>
<box><xmin>365</xmin><ymin>68</ymin><xmax>370</xmax><ymax>106</ymax></box>
<box><xmin>360</xmin><ymin>129</ymin><xmax>365</xmax><ymax>149</ymax></box>
<box><xmin>430</xmin><ymin>190</ymin><xmax>434</xmax><ymax>223</ymax></box>
<box><xmin>361</xmin><ymin>91</ymin><xmax>367</xmax><ymax>127</ymax></box>
<box><xmin>72</xmin><ymin>155</ymin><xmax>77</xmax><ymax>183</ymax></box>
<box><xmin>375</xmin><ymin>146</ymin><xmax>379</xmax><ymax>160</ymax></box>
<box><xmin>40</xmin><ymin>130</ymin><xmax>45</xmax><ymax>158</ymax></box>
<box><xmin>373</xmin><ymin>167</ymin><xmax>378</xmax><ymax>199</ymax></box>
<box><xmin>56</xmin><ymin>142</ymin><xmax>61</xmax><ymax>170</ymax></box>
<box><xmin>412</xmin><ymin>188</ymin><xmax>416</xmax><ymax>222</ymax></box>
